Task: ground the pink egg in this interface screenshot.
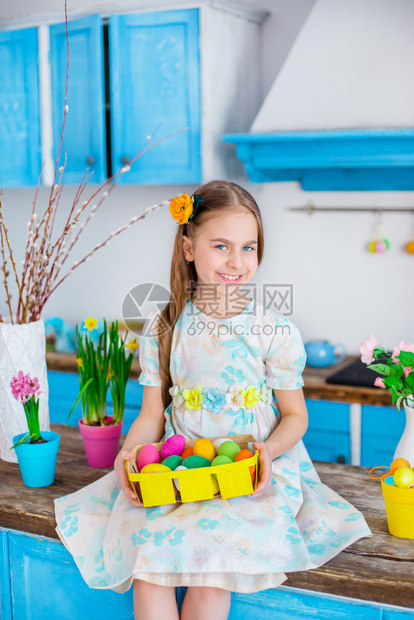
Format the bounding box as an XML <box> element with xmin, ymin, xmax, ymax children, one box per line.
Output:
<box><xmin>375</xmin><ymin>240</ymin><xmax>387</xmax><ymax>254</ymax></box>
<box><xmin>160</xmin><ymin>434</ymin><xmax>186</xmax><ymax>460</ymax></box>
<box><xmin>137</xmin><ymin>444</ymin><xmax>160</xmax><ymax>472</ymax></box>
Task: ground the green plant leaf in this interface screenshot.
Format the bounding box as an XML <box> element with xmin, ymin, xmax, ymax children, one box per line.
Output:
<box><xmin>66</xmin><ymin>377</ymin><xmax>95</xmax><ymax>425</ymax></box>
<box><xmin>383</xmin><ymin>376</ymin><xmax>404</xmax><ymax>390</ymax></box>
<box><xmin>10</xmin><ymin>432</ymin><xmax>35</xmax><ymax>450</ymax></box>
<box><xmin>405</xmin><ymin>372</ymin><xmax>414</xmax><ymax>389</ymax></box>
<box><xmin>367</xmin><ymin>363</ymin><xmax>390</xmax><ymax>375</ymax></box>
<box><xmin>398</xmin><ymin>351</ymin><xmax>414</xmax><ymax>366</ymax></box>
<box><xmin>373</xmin><ymin>347</ymin><xmax>386</xmax><ymax>356</ymax></box>
<box><xmin>389</xmin><ymin>364</ymin><xmax>404</xmax><ymax>377</ymax></box>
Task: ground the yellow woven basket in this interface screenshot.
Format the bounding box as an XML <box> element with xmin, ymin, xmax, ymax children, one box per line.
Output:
<box><xmin>126</xmin><ymin>434</ymin><xmax>259</xmax><ymax>507</ymax></box>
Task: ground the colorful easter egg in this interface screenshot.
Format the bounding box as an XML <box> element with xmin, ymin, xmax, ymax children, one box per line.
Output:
<box><xmin>162</xmin><ymin>455</ymin><xmax>183</xmax><ymax>470</ymax></box>
<box><xmin>160</xmin><ymin>434</ymin><xmax>186</xmax><ymax>460</ymax></box>
<box><xmin>235</xmin><ymin>449</ymin><xmax>255</xmax><ymax>482</ymax></box>
<box><xmin>406</xmin><ymin>240</ymin><xmax>414</xmax><ymax>254</ymax></box>
<box><xmin>212</xmin><ymin>438</ymin><xmax>231</xmax><ymax>452</ymax></box>
<box><xmin>390</xmin><ymin>458</ymin><xmax>411</xmax><ymax>474</ymax></box>
<box><xmin>137</xmin><ymin>444</ymin><xmax>160</xmax><ymax>472</ymax></box>
<box><xmin>174</xmin><ymin>465</ymin><xmax>187</xmax><ymax>491</ymax></box>
<box><xmin>140</xmin><ymin>463</ymin><xmax>171</xmax><ymax>473</ymax></box>
<box><xmin>210</xmin><ymin>474</ymin><xmax>219</xmax><ymax>495</ymax></box>
<box><xmin>218</xmin><ymin>440</ymin><xmax>241</xmax><ymax>461</ymax></box>
<box><xmin>394</xmin><ymin>467</ymin><xmax>414</xmax><ymax>488</ymax></box>
<box><xmin>183</xmin><ymin>455</ymin><xmax>211</xmax><ymax>469</ymax></box>
<box><xmin>211</xmin><ymin>455</ymin><xmax>232</xmax><ymax>480</ymax></box>
<box><xmin>193</xmin><ymin>438</ymin><xmax>216</xmax><ymax>461</ymax></box>
<box><xmin>375</xmin><ymin>239</ymin><xmax>387</xmax><ymax>254</ymax></box>
<box><xmin>180</xmin><ymin>447</ymin><xmax>193</xmax><ymax>459</ymax></box>
<box><xmin>368</xmin><ymin>241</ymin><xmax>377</xmax><ymax>253</ymax></box>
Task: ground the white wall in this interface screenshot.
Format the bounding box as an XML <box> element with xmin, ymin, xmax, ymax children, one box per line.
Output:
<box><xmin>1</xmin><ymin>0</ymin><xmax>413</xmax><ymax>355</ymax></box>
<box><xmin>252</xmin><ymin>0</ymin><xmax>414</xmax><ymax>131</ymax></box>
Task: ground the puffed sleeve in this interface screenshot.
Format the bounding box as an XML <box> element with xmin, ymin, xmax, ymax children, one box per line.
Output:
<box><xmin>138</xmin><ymin>312</ymin><xmax>163</xmax><ymax>387</ymax></box>
<box><xmin>264</xmin><ymin>313</ymin><xmax>307</xmax><ymax>390</ymax></box>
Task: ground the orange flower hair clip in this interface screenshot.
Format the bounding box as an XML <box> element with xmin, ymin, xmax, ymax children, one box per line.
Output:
<box><xmin>169</xmin><ymin>193</ymin><xmax>203</xmax><ymax>225</ymax></box>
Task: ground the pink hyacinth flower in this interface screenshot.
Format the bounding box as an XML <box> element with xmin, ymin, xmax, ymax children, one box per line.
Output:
<box><xmin>392</xmin><ymin>340</ymin><xmax>414</xmax><ymax>364</ymax></box>
<box><xmin>360</xmin><ymin>335</ymin><xmax>382</xmax><ymax>365</ymax></box>
<box><xmin>374</xmin><ymin>377</ymin><xmax>386</xmax><ymax>388</ymax></box>
<box><xmin>10</xmin><ymin>371</ymin><xmax>42</xmax><ymax>403</ymax></box>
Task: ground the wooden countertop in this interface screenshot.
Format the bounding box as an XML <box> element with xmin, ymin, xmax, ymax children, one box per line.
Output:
<box><xmin>0</xmin><ymin>424</ymin><xmax>412</xmax><ymax>609</ymax></box>
<box><xmin>46</xmin><ymin>352</ymin><xmax>393</xmax><ymax>406</ymax></box>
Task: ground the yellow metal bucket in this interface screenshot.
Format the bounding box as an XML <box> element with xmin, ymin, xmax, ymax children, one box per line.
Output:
<box><xmin>381</xmin><ymin>474</ymin><xmax>414</xmax><ymax>539</ymax></box>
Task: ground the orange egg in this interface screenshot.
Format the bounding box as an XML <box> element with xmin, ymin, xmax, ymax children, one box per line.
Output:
<box><xmin>390</xmin><ymin>458</ymin><xmax>411</xmax><ymax>474</ymax></box>
<box><xmin>236</xmin><ymin>449</ymin><xmax>255</xmax><ymax>482</ymax></box>
<box><xmin>180</xmin><ymin>447</ymin><xmax>193</xmax><ymax>460</ymax></box>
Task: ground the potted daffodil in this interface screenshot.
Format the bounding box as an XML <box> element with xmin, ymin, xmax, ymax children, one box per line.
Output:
<box><xmin>69</xmin><ymin>316</ymin><xmax>138</xmax><ymax>467</ymax></box>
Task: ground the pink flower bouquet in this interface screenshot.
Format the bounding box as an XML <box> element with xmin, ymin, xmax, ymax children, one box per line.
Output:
<box><xmin>360</xmin><ymin>336</ymin><xmax>414</xmax><ymax>410</ymax></box>
<box><xmin>10</xmin><ymin>371</ymin><xmax>45</xmax><ymax>447</ymax></box>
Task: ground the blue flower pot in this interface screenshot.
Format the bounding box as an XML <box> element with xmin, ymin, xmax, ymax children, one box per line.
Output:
<box><xmin>12</xmin><ymin>431</ymin><xmax>60</xmax><ymax>488</ymax></box>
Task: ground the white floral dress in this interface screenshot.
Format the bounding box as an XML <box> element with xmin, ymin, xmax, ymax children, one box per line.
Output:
<box><xmin>54</xmin><ymin>299</ymin><xmax>371</xmax><ymax>594</ymax></box>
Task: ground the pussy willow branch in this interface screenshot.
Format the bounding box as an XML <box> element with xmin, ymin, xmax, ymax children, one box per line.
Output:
<box><xmin>0</xmin><ymin>0</ymin><xmax>188</xmax><ymax>323</ymax></box>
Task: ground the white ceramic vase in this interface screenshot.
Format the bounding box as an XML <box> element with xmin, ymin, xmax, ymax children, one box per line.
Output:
<box><xmin>0</xmin><ymin>320</ymin><xmax>50</xmax><ymax>463</ymax></box>
<box><xmin>393</xmin><ymin>396</ymin><xmax>414</xmax><ymax>464</ymax></box>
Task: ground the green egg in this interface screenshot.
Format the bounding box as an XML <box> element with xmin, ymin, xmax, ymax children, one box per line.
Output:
<box><xmin>211</xmin><ymin>455</ymin><xmax>233</xmax><ymax>480</ymax></box>
<box><xmin>183</xmin><ymin>455</ymin><xmax>211</xmax><ymax>469</ymax></box>
<box><xmin>218</xmin><ymin>440</ymin><xmax>241</xmax><ymax>461</ymax></box>
<box><xmin>162</xmin><ymin>455</ymin><xmax>183</xmax><ymax>470</ymax></box>
<box><xmin>211</xmin><ymin>455</ymin><xmax>233</xmax><ymax>467</ymax></box>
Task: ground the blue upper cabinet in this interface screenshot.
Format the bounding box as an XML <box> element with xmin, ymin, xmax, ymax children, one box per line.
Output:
<box><xmin>109</xmin><ymin>10</ymin><xmax>201</xmax><ymax>185</ymax></box>
<box><xmin>49</xmin><ymin>15</ymin><xmax>106</xmax><ymax>184</ymax></box>
<box><xmin>0</xmin><ymin>28</ymin><xmax>41</xmax><ymax>187</ymax></box>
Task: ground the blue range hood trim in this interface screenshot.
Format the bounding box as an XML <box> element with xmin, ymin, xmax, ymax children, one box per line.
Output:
<box><xmin>222</xmin><ymin>129</ymin><xmax>414</xmax><ymax>190</ymax></box>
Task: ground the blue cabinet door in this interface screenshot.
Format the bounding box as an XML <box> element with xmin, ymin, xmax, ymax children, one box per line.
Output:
<box><xmin>0</xmin><ymin>28</ymin><xmax>41</xmax><ymax>187</ymax></box>
<box><xmin>109</xmin><ymin>9</ymin><xmax>201</xmax><ymax>184</ymax></box>
<box><xmin>361</xmin><ymin>405</ymin><xmax>406</xmax><ymax>467</ymax></box>
<box><xmin>303</xmin><ymin>399</ymin><xmax>351</xmax><ymax>463</ymax></box>
<box><xmin>49</xmin><ymin>15</ymin><xmax>106</xmax><ymax>184</ymax></box>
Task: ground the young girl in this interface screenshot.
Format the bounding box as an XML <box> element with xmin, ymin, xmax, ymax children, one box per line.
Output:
<box><xmin>55</xmin><ymin>181</ymin><xmax>371</xmax><ymax>620</ymax></box>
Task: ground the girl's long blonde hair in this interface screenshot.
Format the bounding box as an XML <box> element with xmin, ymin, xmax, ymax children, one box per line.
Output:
<box><xmin>157</xmin><ymin>180</ymin><xmax>265</xmax><ymax>410</ymax></box>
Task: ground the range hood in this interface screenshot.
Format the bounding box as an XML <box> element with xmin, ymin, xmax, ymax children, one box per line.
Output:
<box><xmin>223</xmin><ymin>0</ymin><xmax>414</xmax><ymax>190</ymax></box>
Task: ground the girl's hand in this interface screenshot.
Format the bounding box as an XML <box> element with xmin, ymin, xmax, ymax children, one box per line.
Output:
<box><xmin>114</xmin><ymin>450</ymin><xmax>141</xmax><ymax>507</ymax></box>
<box><xmin>252</xmin><ymin>441</ymin><xmax>273</xmax><ymax>496</ymax></box>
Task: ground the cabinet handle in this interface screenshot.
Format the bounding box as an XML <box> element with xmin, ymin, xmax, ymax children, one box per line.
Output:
<box><xmin>336</xmin><ymin>454</ymin><xmax>346</xmax><ymax>464</ymax></box>
<box><xmin>121</xmin><ymin>156</ymin><xmax>130</xmax><ymax>165</ymax></box>
<box><xmin>86</xmin><ymin>155</ymin><xmax>95</xmax><ymax>166</ymax></box>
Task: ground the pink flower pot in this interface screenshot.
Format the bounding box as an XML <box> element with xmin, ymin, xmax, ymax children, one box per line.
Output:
<box><xmin>78</xmin><ymin>418</ymin><xmax>122</xmax><ymax>468</ymax></box>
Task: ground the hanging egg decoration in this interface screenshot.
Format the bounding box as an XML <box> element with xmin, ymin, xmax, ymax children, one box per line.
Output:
<box><xmin>368</xmin><ymin>213</ymin><xmax>390</xmax><ymax>254</ymax></box>
<box><xmin>406</xmin><ymin>240</ymin><xmax>414</xmax><ymax>254</ymax></box>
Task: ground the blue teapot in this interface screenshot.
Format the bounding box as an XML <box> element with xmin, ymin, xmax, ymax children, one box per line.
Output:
<box><xmin>304</xmin><ymin>340</ymin><xmax>347</xmax><ymax>368</ymax></box>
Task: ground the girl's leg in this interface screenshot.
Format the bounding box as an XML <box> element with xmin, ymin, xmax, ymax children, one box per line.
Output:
<box><xmin>133</xmin><ymin>579</ymin><xmax>179</xmax><ymax>620</ymax></box>
<box><xmin>180</xmin><ymin>586</ymin><xmax>231</xmax><ymax>620</ymax></box>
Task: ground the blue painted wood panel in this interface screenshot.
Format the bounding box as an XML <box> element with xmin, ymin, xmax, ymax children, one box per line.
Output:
<box><xmin>0</xmin><ymin>530</ymin><xmax>12</xmax><ymax>620</ymax></box>
<box><xmin>50</xmin><ymin>15</ymin><xmax>106</xmax><ymax>184</ymax></box>
<box><xmin>7</xmin><ymin>531</ymin><xmax>134</xmax><ymax>619</ymax></box>
<box><xmin>361</xmin><ymin>405</ymin><xmax>406</xmax><ymax>467</ymax></box>
<box><xmin>222</xmin><ymin>129</ymin><xmax>414</xmax><ymax>190</ymax></box>
<box><xmin>109</xmin><ymin>9</ymin><xmax>201</xmax><ymax>184</ymax></box>
<box><xmin>0</xmin><ymin>28</ymin><xmax>41</xmax><ymax>187</ymax></box>
<box><xmin>47</xmin><ymin>370</ymin><xmax>143</xmax><ymax>433</ymax></box>
<box><xmin>303</xmin><ymin>400</ymin><xmax>350</xmax><ymax>463</ymax></box>
<box><xmin>3</xmin><ymin>529</ymin><xmax>413</xmax><ymax>619</ymax></box>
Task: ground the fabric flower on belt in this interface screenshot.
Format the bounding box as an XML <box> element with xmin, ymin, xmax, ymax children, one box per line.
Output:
<box><xmin>242</xmin><ymin>385</ymin><xmax>260</xmax><ymax>410</ymax></box>
<box><xmin>225</xmin><ymin>384</ymin><xmax>245</xmax><ymax>411</ymax></box>
<box><xmin>169</xmin><ymin>194</ymin><xmax>194</xmax><ymax>225</ymax></box>
<box><xmin>169</xmin><ymin>385</ymin><xmax>184</xmax><ymax>408</ymax></box>
<box><xmin>202</xmin><ymin>388</ymin><xmax>226</xmax><ymax>414</ymax></box>
<box><xmin>183</xmin><ymin>385</ymin><xmax>204</xmax><ymax>410</ymax></box>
